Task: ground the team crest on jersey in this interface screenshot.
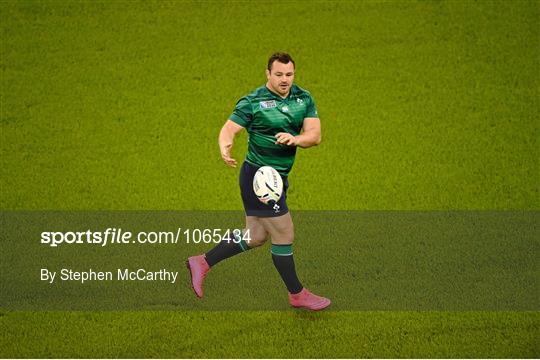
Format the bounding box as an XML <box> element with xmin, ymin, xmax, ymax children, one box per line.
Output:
<box><xmin>281</xmin><ymin>105</ymin><xmax>289</xmax><ymax>112</ymax></box>
<box><xmin>259</xmin><ymin>100</ymin><xmax>277</xmax><ymax>109</ymax></box>
<box><xmin>296</xmin><ymin>98</ymin><xmax>304</xmax><ymax>105</ymax></box>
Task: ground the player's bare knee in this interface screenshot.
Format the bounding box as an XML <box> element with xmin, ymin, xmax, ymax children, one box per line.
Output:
<box><xmin>247</xmin><ymin>236</ymin><xmax>267</xmax><ymax>248</ymax></box>
<box><xmin>271</xmin><ymin>229</ymin><xmax>294</xmax><ymax>245</ymax></box>
<box><xmin>249</xmin><ymin>227</ymin><xmax>269</xmax><ymax>247</ymax></box>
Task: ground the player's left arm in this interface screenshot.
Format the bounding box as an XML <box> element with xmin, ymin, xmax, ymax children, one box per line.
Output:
<box><xmin>296</xmin><ymin>117</ymin><xmax>321</xmax><ymax>148</ymax></box>
<box><xmin>275</xmin><ymin>117</ymin><xmax>321</xmax><ymax>148</ymax></box>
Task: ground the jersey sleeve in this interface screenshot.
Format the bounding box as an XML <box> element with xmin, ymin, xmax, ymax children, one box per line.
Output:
<box><xmin>229</xmin><ymin>97</ymin><xmax>253</xmax><ymax>127</ymax></box>
<box><xmin>305</xmin><ymin>94</ymin><xmax>319</xmax><ymax>118</ymax></box>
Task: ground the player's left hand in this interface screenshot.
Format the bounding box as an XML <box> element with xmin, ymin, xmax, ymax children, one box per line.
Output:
<box><xmin>275</xmin><ymin>132</ymin><xmax>298</xmax><ymax>146</ymax></box>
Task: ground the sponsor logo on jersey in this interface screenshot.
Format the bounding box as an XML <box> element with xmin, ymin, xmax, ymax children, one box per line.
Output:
<box><xmin>281</xmin><ymin>105</ymin><xmax>289</xmax><ymax>112</ymax></box>
<box><xmin>273</xmin><ymin>203</ymin><xmax>280</xmax><ymax>213</ymax></box>
<box><xmin>259</xmin><ymin>100</ymin><xmax>277</xmax><ymax>109</ymax></box>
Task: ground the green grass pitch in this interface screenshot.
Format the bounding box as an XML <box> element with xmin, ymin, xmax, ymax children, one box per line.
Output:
<box><xmin>1</xmin><ymin>0</ymin><xmax>538</xmax><ymax>358</ymax></box>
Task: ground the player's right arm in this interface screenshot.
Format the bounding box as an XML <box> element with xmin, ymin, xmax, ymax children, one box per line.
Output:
<box><xmin>219</xmin><ymin>119</ymin><xmax>244</xmax><ymax>168</ymax></box>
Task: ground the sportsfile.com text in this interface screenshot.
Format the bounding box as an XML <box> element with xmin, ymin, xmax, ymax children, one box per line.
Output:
<box><xmin>40</xmin><ymin>228</ymin><xmax>250</xmax><ymax>247</ymax></box>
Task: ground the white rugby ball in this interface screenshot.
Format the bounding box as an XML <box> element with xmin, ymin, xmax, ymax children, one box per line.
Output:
<box><xmin>253</xmin><ymin>166</ymin><xmax>283</xmax><ymax>204</ymax></box>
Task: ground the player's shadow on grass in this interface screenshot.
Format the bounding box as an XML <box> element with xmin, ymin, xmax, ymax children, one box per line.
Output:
<box><xmin>291</xmin><ymin>309</ymin><xmax>335</xmax><ymax>320</ymax></box>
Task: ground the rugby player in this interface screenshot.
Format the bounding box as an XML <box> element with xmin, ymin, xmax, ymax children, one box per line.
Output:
<box><xmin>187</xmin><ymin>52</ymin><xmax>330</xmax><ymax>311</ymax></box>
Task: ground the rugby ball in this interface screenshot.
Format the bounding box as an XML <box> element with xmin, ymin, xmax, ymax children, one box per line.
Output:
<box><xmin>253</xmin><ymin>166</ymin><xmax>283</xmax><ymax>204</ymax></box>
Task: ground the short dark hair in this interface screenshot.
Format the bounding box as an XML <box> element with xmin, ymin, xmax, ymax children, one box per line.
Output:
<box><xmin>267</xmin><ymin>52</ymin><xmax>295</xmax><ymax>72</ymax></box>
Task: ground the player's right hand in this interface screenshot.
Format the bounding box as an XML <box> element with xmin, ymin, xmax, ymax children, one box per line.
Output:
<box><xmin>220</xmin><ymin>146</ymin><xmax>237</xmax><ymax>167</ymax></box>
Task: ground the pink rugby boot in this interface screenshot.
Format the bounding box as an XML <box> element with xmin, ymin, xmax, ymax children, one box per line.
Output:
<box><xmin>186</xmin><ymin>255</ymin><xmax>210</xmax><ymax>298</ymax></box>
<box><xmin>289</xmin><ymin>288</ymin><xmax>331</xmax><ymax>311</ymax></box>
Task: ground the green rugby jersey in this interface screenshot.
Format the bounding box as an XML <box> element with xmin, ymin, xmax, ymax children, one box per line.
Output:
<box><xmin>229</xmin><ymin>84</ymin><xmax>318</xmax><ymax>176</ymax></box>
